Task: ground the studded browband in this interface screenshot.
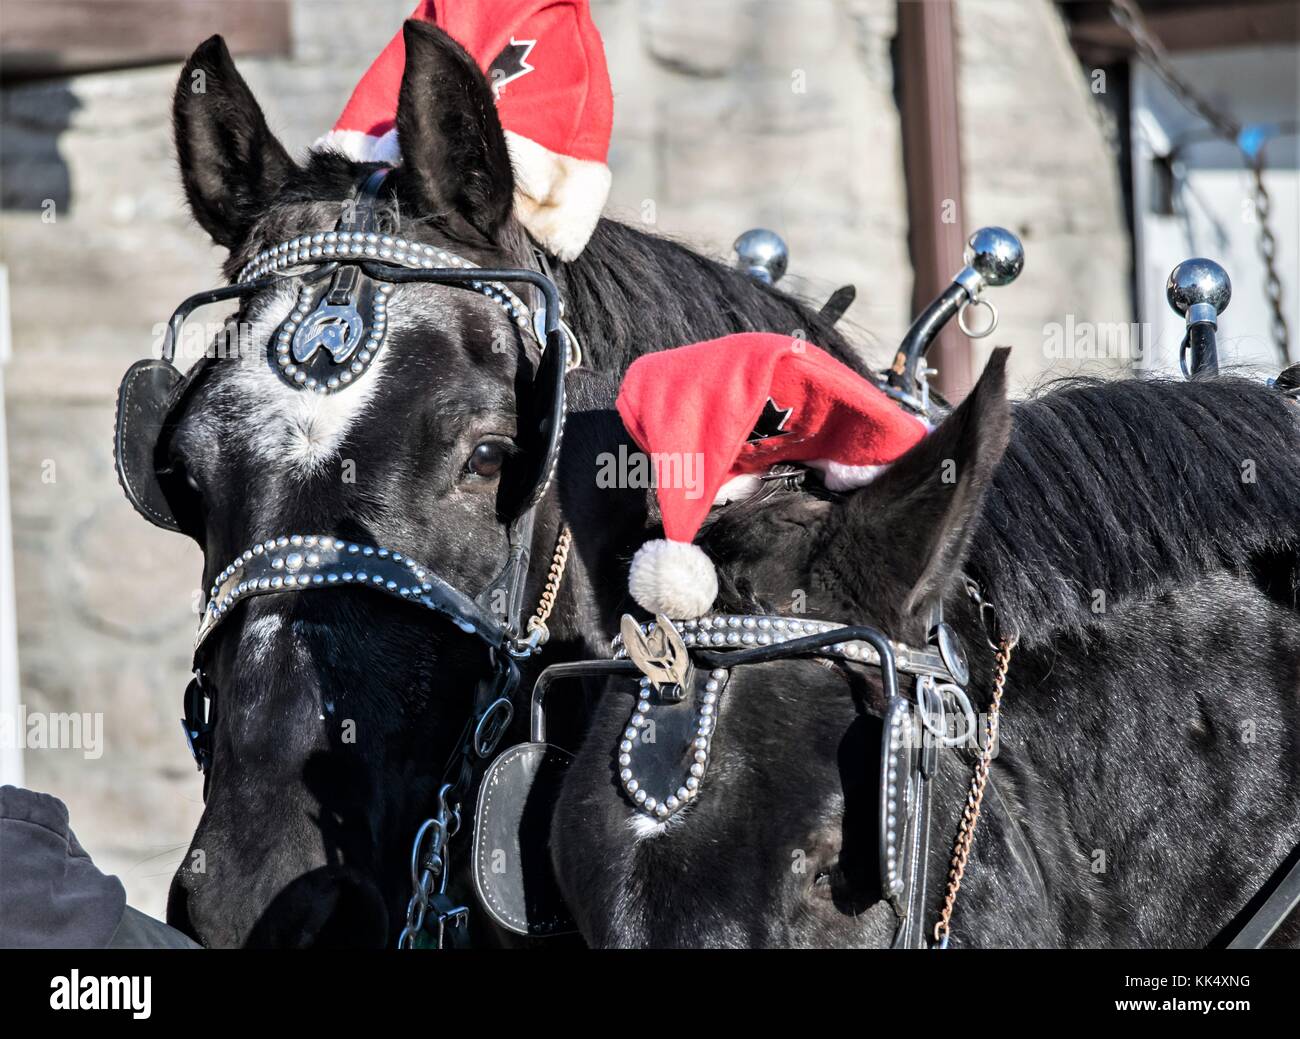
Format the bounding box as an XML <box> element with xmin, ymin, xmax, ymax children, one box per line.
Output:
<box><xmin>239</xmin><ymin>230</ymin><xmax>534</xmax><ymax>333</ymax></box>
<box><xmin>611</xmin><ymin>613</ymin><xmax>963</xmax><ymax>684</ymax></box>
<box><xmin>242</xmin><ymin>168</ymin><xmax>582</xmax><ymax>397</ymax></box>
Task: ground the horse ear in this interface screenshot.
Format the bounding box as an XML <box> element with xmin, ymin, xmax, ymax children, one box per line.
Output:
<box><xmin>827</xmin><ymin>348</ymin><xmax>1012</xmax><ymax>617</ymax></box>
<box><xmin>172</xmin><ymin>36</ymin><xmax>296</xmax><ymax>249</ymax></box>
<box><xmin>395</xmin><ymin>19</ymin><xmax>515</xmax><ymax>241</ymax></box>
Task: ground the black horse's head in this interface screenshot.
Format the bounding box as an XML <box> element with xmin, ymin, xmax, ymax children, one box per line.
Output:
<box><xmin>160</xmin><ymin>24</ymin><xmax>561</xmax><ymax>947</ymax></box>
<box><xmin>552</xmin><ymin>351</ymin><xmax>1013</xmax><ymax>947</ymax></box>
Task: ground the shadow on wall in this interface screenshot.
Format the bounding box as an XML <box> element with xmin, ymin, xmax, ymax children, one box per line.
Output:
<box><xmin>1</xmin><ymin>83</ymin><xmax>79</xmax><ymax>214</ymax></box>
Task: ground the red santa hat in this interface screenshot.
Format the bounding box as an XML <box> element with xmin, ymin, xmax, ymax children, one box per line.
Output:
<box><xmin>617</xmin><ymin>333</ymin><xmax>929</xmax><ymax>618</ymax></box>
<box><xmin>316</xmin><ymin>0</ymin><xmax>613</xmax><ymax>261</ymax></box>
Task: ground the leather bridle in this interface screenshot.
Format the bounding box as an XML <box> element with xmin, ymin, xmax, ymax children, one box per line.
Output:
<box><xmin>518</xmin><ymin>608</ymin><xmax>983</xmax><ymax>950</ymax></box>
<box><xmin>113</xmin><ymin>167</ymin><xmax>575</xmax><ymax>946</ymax></box>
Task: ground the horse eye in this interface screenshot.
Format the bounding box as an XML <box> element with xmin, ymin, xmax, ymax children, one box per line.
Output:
<box><xmin>811</xmin><ymin>864</ymin><xmax>839</xmax><ymax>901</ymax></box>
<box><xmin>466</xmin><ymin>442</ymin><xmax>506</xmax><ymax>478</ymax></box>
<box><xmin>161</xmin><ymin>445</ymin><xmax>203</xmax><ymax>498</ymax></box>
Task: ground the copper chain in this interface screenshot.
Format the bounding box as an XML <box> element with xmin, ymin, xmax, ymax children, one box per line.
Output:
<box><xmin>932</xmin><ymin>634</ymin><xmax>1016</xmax><ymax>948</ymax></box>
<box><xmin>526</xmin><ymin>524</ymin><xmax>572</xmax><ymax>639</ymax></box>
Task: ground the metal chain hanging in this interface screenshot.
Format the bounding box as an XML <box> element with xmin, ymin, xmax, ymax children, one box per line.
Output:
<box><xmin>398</xmin><ymin>524</ymin><xmax>572</xmax><ymax>949</ymax></box>
<box><xmin>1109</xmin><ymin>0</ymin><xmax>1292</xmax><ymax>363</ymax></box>
<box><xmin>524</xmin><ymin>525</ymin><xmax>572</xmax><ymax>647</ymax></box>
<box><xmin>933</xmin><ymin>634</ymin><xmax>1015</xmax><ymax>949</ymax></box>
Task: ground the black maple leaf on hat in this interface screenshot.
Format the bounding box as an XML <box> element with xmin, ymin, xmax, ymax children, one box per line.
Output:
<box><xmin>747</xmin><ymin>397</ymin><xmax>793</xmax><ymax>442</ymax></box>
<box><xmin>489</xmin><ymin>37</ymin><xmax>537</xmax><ymax>97</ymax></box>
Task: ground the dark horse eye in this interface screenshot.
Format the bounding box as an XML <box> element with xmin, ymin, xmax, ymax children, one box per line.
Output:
<box><xmin>467</xmin><ymin>442</ymin><xmax>506</xmax><ymax>478</ymax></box>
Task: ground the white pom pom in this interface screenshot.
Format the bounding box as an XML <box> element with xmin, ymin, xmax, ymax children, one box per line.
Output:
<box><xmin>628</xmin><ymin>540</ymin><xmax>718</xmax><ymax>619</ymax></box>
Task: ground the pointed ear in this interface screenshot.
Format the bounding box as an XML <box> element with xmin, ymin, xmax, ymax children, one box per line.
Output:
<box><xmin>828</xmin><ymin>348</ymin><xmax>1012</xmax><ymax>617</ymax></box>
<box><xmin>395</xmin><ymin>19</ymin><xmax>515</xmax><ymax>241</ymax></box>
<box><xmin>173</xmin><ymin>35</ymin><xmax>296</xmax><ymax>249</ymax></box>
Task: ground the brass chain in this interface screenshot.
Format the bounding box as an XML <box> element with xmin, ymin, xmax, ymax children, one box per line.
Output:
<box><xmin>933</xmin><ymin>634</ymin><xmax>1016</xmax><ymax>948</ymax></box>
<box><xmin>1109</xmin><ymin>0</ymin><xmax>1292</xmax><ymax>363</ymax></box>
<box><xmin>401</xmin><ymin>527</ymin><xmax>573</xmax><ymax>947</ymax></box>
<box><xmin>525</xmin><ymin>524</ymin><xmax>572</xmax><ymax>640</ymax></box>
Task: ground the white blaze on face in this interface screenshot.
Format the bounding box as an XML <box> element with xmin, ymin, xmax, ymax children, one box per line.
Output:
<box><xmin>625</xmin><ymin>807</ymin><xmax>691</xmax><ymax>842</ymax></box>
<box><xmin>241</xmin><ymin>612</ymin><xmax>284</xmax><ymax>667</ymax></box>
<box><xmin>220</xmin><ymin>283</ymin><xmax>405</xmax><ymax>477</ymax></box>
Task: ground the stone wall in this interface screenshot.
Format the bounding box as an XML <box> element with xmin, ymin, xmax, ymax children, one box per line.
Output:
<box><xmin>0</xmin><ymin>0</ymin><xmax>1129</xmax><ymax>920</ymax></box>
<box><xmin>955</xmin><ymin>0</ymin><xmax>1133</xmax><ymax>389</ymax></box>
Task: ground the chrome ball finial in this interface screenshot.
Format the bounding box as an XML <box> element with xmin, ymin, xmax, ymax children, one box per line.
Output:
<box><xmin>734</xmin><ymin>228</ymin><xmax>789</xmax><ymax>286</ymax></box>
<box><xmin>1166</xmin><ymin>258</ymin><xmax>1231</xmax><ymax>317</ymax></box>
<box><xmin>963</xmin><ymin>227</ymin><xmax>1024</xmax><ymax>287</ymax></box>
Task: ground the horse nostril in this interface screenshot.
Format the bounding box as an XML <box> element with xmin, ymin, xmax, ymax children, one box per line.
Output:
<box><xmin>243</xmin><ymin>867</ymin><xmax>389</xmax><ymax>949</ymax></box>
<box><xmin>165</xmin><ymin>872</ymin><xmax>201</xmax><ymax>945</ymax></box>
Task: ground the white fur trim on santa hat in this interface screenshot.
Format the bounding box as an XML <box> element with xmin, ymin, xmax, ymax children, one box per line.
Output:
<box><xmin>713</xmin><ymin>473</ymin><xmax>764</xmax><ymax>505</ymax></box>
<box><xmin>628</xmin><ymin>539</ymin><xmax>718</xmax><ymax>620</ymax></box>
<box><xmin>314</xmin><ymin>128</ymin><xmax>402</xmax><ymax>165</ymax></box>
<box><xmin>505</xmin><ymin>131</ymin><xmax>610</xmax><ymax>261</ymax></box>
<box><xmin>810</xmin><ymin>459</ymin><xmax>891</xmax><ymax>491</ymax></box>
<box><xmin>311</xmin><ymin>128</ymin><xmax>608</xmax><ymax>260</ymax></box>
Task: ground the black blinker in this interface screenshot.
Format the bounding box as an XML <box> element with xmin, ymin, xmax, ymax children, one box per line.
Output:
<box><xmin>114</xmin><ymin>358</ymin><xmax>187</xmax><ymax>532</ymax></box>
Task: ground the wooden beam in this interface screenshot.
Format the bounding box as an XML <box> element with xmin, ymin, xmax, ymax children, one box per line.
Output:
<box><xmin>896</xmin><ymin>0</ymin><xmax>972</xmax><ymax>399</ymax></box>
<box><xmin>1065</xmin><ymin>1</ymin><xmax>1300</xmax><ymax>65</ymax></box>
<box><xmin>1</xmin><ymin>0</ymin><xmax>292</xmax><ymax>82</ymax></box>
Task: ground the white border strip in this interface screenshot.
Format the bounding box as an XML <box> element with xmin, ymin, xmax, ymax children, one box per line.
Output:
<box><xmin>0</xmin><ymin>264</ymin><xmax>23</xmax><ymax>786</ymax></box>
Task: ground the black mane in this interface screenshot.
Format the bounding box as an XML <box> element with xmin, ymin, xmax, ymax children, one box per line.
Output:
<box><xmin>558</xmin><ymin>218</ymin><xmax>866</xmax><ymax>374</ymax></box>
<box><xmin>244</xmin><ymin>153</ymin><xmax>872</xmax><ymax>379</ymax></box>
<box><xmin>970</xmin><ymin>375</ymin><xmax>1300</xmax><ymax>646</ymax></box>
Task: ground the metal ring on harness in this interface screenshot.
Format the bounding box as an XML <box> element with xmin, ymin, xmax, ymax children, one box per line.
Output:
<box><xmin>473</xmin><ymin>697</ymin><xmax>515</xmax><ymax>759</ymax></box>
<box><xmin>916</xmin><ymin>678</ymin><xmax>978</xmax><ymax>749</ymax></box>
<box><xmin>409</xmin><ymin>817</ymin><xmax>445</xmax><ymax>898</ymax></box>
<box><xmin>957</xmin><ymin>296</ymin><xmax>998</xmax><ymax>338</ymax></box>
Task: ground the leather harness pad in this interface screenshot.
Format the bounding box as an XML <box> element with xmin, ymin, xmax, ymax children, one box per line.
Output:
<box><xmin>616</xmin><ymin>670</ymin><xmax>712</xmax><ymax>817</ymax></box>
<box><xmin>472</xmin><ymin>741</ymin><xmax>578</xmax><ymax>937</ymax></box>
<box><xmin>114</xmin><ymin>358</ymin><xmax>186</xmax><ymax>532</ymax></box>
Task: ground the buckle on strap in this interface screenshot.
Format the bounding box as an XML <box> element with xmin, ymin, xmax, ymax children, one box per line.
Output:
<box><xmin>508</xmin><ymin>619</ymin><xmax>550</xmax><ymax>657</ymax></box>
<box><xmin>473</xmin><ymin>697</ymin><xmax>515</xmax><ymax>759</ymax></box>
<box><xmin>181</xmin><ymin>671</ymin><xmax>212</xmax><ymax>773</ymax></box>
<box><xmin>402</xmin><ymin>894</ymin><xmax>468</xmax><ymax>950</ymax></box>
<box><xmin>425</xmin><ymin>894</ymin><xmax>470</xmax><ymax>948</ymax></box>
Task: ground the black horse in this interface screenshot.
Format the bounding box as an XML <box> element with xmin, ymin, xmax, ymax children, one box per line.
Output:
<box><xmin>546</xmin><ymin>350</ymin><xmax>1300</xmax><ymax>947</ymax></box>
<box><xmin>160</xmin><ymin>21</ymin><xmax>870</xmax><ymax>948</ymax></box>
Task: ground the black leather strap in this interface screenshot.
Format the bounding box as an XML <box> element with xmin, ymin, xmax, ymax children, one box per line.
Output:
<box><xmin>342</xmin><ymin>168</ymin><xmax>393</xmax><ymax>233</ymax></box>
<box><xmin>819</xmin><ymin>284</ymin><xmax>856</xmax><ymax>325</ymax></box>
<box><xmin>1225</xmin><ymin>849</ymin><xmax>1300</xmax><ymax>949</ymax></box>
<box><xmin>195</xmin><ymin>536</ymin><xmax>507</xmax><ymax>652</ymax></box>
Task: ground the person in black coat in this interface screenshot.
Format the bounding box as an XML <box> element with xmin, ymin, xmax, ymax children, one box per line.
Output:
<box><xmin>0</xmin><ymin>785</ymin><xmax>199</xmax><ymax>949</ymax></box>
